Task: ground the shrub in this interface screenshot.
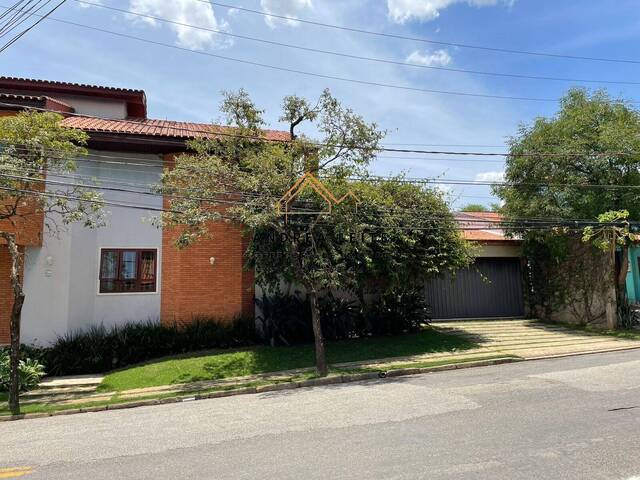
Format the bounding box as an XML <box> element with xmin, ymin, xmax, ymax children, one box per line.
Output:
<box><xmin>367</xmin><ymin>288</ymin><xmax>431</xmax><ymax>336</ymax></box>
<box><xmin>318</xmin><ymin>293</ymin><xmax>364</xmax><ymax>341</ymax></box>
<box><xmin>256</xmin><ymin>291</ymin><xmax>312</xmax><ymax>345</ymax></box>
<box><xmin>38</xmin><ymin>316</ymin><xmax>257</xmax><ymax>376</ymax></box>
<box><xmin>618</xmin><ymin>301</ymin><xmax>640</xmax><ymax>330</ymax></box>
<box><xmin>0</xmin><ymin>349</ymin><xmax>46</xmax><ymax>392</ymax></box>
<box><xmin>257</xmin><ymin>288</ymin><xmax>430</xmax><ymax>344</ymax></box>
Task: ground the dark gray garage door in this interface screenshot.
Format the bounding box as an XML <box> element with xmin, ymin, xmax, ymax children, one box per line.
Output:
<box><xmin>425</xmin><ymin>257</ymin><xmax>524</xmax><ymax>319</ymax></box>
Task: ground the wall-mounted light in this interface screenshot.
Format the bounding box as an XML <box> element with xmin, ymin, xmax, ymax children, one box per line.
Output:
<box><xmin>209</xmin><ymin>257</ymin><xmax>216</xmax><ymax>266</ymax></box>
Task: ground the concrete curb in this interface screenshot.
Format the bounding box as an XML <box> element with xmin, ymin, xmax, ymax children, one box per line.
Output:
<box><xmin>4</xmin><ymin>345</ymin><xmax>640</xmax><ymax>422</ymax></box>
<box><xmin>0</xmin><ymin>357</ymin><xmax>518</xmax><ymax>422</ymax></box>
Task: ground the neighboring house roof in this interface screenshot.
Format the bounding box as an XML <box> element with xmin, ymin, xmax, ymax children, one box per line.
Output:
<box><xmin>60</xmin><ymin>116</ymin><xmax>291</xmax><ymax>141</ymax></box>
<box><xmin>0</xmin><ymin>76</ymin><xmax>147</xmax><ymax>118</ymax></box>
<box><xmin>456</xmin><ymin>211</ymin><xmax>520</xmax><ymax>243</ymax></box>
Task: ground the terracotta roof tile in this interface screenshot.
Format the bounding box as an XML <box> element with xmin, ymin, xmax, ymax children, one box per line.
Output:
<box><xmin>0</xmin><ymin>76</ymin><xmax>143</xmax><ymax>94</ymax></box>
<box><xmin>0</xmin><ymin>93</ymin><xmax>74</xmax><ymax>113</ymax></box>
<box><xmin>60</xmin><ymin>116</ymin><xmax>290</xmax><ymax>141</ymax></box>
<box><xmin>455</xmin><ymin>212</ymin><xmax>520</xmax><ymax>243</ymax></box>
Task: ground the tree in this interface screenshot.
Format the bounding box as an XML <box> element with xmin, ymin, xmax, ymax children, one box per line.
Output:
<box><xmin>494</xmin><ymin>89</ymin><xmax>640</xmax><ymax>326</ymax></box>
<box><xmin>460</xmin><ymin>203</ymin><xmax>488</xmax><ymax>212</ymax></box>
<box><xmin>0</xmin><ymin>112</ymin><xmax>104</xmax><ymax>414</ymax></box>
<box><xmin>157</xmin><ymin>89</ymin><xmax>473</xmax><ymax>376</ymax></box>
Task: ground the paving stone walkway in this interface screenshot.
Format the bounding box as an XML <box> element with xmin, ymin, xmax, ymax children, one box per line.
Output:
<box><xmin>18</xmin><ymin>320</ymin><xmax>640</xmax><ymax>407</ymax></box>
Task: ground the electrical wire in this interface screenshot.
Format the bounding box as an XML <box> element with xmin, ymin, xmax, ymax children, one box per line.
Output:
<box><xmin>0</xmin><ymin>0</ymin><xmax>66</xmax><ymax>53</ymax></box>
<box><xmin>205</xmin><ymin>0</ymin><xmax>640</xmax><ymax>65</ymax></box>
<box><xmin>69</xmin><ymin>0</ymin><xmax>640</xmax><ymax>87</ymax></box>
<box><xmin>0</xmin><ymin>5</ymin><xmax>634</xmax><ymax>104</ymax></box>
<box><xmin>3</xmin><ymin>102</ymin><xmax>640</xmax><ymax>158</ymax></box>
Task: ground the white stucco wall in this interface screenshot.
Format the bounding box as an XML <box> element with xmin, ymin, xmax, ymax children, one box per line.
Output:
<box><xmin>21</xmin><ymin>151</ymin><xmax>164</xmax><ymax>345</ymax></box>
<box><xmin>55</xmin><ymin>95</ymin><xmax>128</xmax><ymax>119</ymax></box>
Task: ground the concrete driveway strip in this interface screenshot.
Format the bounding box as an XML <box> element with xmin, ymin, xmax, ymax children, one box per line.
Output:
<box><xmin>1</xmin><ymin>350</ymin><xmax>640</xmax><ymax>480</ymax></box>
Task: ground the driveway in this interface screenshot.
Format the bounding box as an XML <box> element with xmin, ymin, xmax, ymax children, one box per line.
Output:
<box><xmin>1</xmin><ymin>350</ymin><xmax>640</xmax><ymax>479</ymax></box>
<box><xmin>435</xmin><ymin>319</ymin><xmax>640</xmax><ymax>359</ymax></box>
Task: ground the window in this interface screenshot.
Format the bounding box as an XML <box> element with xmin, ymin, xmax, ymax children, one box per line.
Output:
<box><xmin>99</xmin><ymin>249</ymin><xmax>157</xmax><ymax>293</ymax></box>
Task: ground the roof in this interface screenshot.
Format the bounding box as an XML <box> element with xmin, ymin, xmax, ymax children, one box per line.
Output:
<box><xmin>60</xmin><ymin>116</ymin><xmax>291</xmax><ymax>141</ymax></box>
<box><xmin>0</xmin><ymin>77</ymin><xmax>146</xmax><ymax>118</ymax></box>
<box><xmin>0</xmin><ymin>93</ymin><xmax>74</xmax><ymax>113</ymax></box>
<box><xmin>0</xmin><ymin>77</ymin><xmax>144</xmax><ymax>94</ymax></box>
<box><xmin>455</xmin><ymin>211</ymin><xmax>520</xmax><ymax>243</ymax></box>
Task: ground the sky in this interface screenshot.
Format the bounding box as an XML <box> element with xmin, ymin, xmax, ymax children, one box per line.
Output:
<box><xmin>2</xmin><ymin>0</ymin><xmax>640</xmax><ymax>208</ymax></box>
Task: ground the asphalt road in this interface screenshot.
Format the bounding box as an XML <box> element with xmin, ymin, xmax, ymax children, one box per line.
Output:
<box><xmin>2</xmin><ymin>350</ymin><xmax>640</xmax><ymax>480</ymax></box>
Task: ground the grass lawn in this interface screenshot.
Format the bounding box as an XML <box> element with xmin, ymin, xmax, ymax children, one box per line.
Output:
<box><xmin>99</xmin><ymin>326</ymin><xmax>477</xmax><ymax>392</ymax></box>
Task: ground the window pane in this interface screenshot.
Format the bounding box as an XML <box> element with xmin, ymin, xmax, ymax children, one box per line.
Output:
<box><xmin>100</xmin><ymin>280</ymin><xmax>116</xmax><ymax>293</ymax></box>
<box><xmin>100</xmin><ymin>251</ymin><xmax>118</xmax><ymax>279</ymax></box>
<box><xmin>120</xmin><ymin>251</ymin><xmax>138</xmax><ymax>280</ymax></box>
<box><xmin>140</xmin><ymin>251</ymin><xmax>155</xmax><ymax>280</ymax></box>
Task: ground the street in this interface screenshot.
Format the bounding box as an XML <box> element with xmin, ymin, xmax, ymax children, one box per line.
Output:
<box><xmin>2</xmin><ymin>350</ymin><xmax>640</xmax><ymax>479</ymax></box>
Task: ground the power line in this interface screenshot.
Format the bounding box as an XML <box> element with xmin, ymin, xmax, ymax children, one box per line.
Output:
<box><xmin>205</xmin><ymin>1</ymin><xmax>640</xmax><ymax>66</ymax></box>
<box><xmin>70</xmin><ymin>0</ymin><xmax>640</xmax><ymax>87</ymax></box>
<box><xmin>0</xmin><ymin>0</ymin><xmax>66</xmax><ymax>53</ymax></box>
<box><xmin>3</xmin><ymin>171</ymin><xmax>638</xmax><ymax>228</ymax></box>
<box><xmin>7</xmin><ymin>145</ymin><xmax>640</xmax><ymax>192</ymax></box>
<box><xmin>0</xmin><ymin>5</ymin><xmax>618</xmax><ymax>104</ymax></box>
<box><xmin>4</xmin><ymin>102</ymin><xmax>640</xmax><ymax>158</ymax></box>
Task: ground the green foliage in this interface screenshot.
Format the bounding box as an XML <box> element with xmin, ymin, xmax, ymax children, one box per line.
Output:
<box><xmin>257</xmin><ymin>289</ymin><xmax>430</xmax><ymax>344</ymax></box>
<box><xmin>582</xmin><ymin>209</ymin><xmax>631</xmax><ymax>251</ymax></box>
<box><xmin>0</xmin><ymin>349</ymin><xmax>45</xmax><ymax>392</ymax></box>
<box><xmin>156</xmin><ymin>89</ymin><xmax>472</xmax><ymax>299</ymax></box>
<box><xmin>460</xmin><ymin>203</ymin><xmax>489</xmax><ymax>212</ymax></box>
<box><xmin>495</xmin><ymin>89</ymin><xmax>640</xmax><ymax>225</ymax></box>
<box><xmin>35</xmin><ymin>318</ymin><xmax>257</xmax><ymax>376</ymax></box>
<box><xmin>495</xmin><ymin>89</ymin><xmax>640</xmax><ymax>324</ymax></box>
<box><xmin>256</xmin><ymin>290</ymin><xmax>312</xmax><ymax>346</ymax></box>
<box><xmin>367</xmin><ymin>288</ymin><xmax>431</xmax><ymax>336</ymax></box>
<box><xmin>0</xmin><ymin>111</ymin><xmax>104</xmax><ymax>228</ymax></box>
<box><xmin>617</xmin><ymin>301</ymin><xmax>640</xmax><ymax>330</ymax></box>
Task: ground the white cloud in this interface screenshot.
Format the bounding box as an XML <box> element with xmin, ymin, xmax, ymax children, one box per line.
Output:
<box><xmin>260</xmin><ymin>0</ymin><xmax>313</xmax><ymax>28</ymax></box>
<box><xmin>387</xmin><ymin>0</ymin><xmax>514</xmax><ymax>24</ymax></box>
<box><xmin>475</xmin><ymin>171</ymin><xmax>505</xmax><ymax>182</ymax></box>
<box><xmin>406</xmin><ymin>49</ymin><xmax>451</xmax><ymax>66</ymax></box>
<box><xmin>127</xmin><ymin>0</ymin><xmax>232</xmax><ymax>50</ymax></box>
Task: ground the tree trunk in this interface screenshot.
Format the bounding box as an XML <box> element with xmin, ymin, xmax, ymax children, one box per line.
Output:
<box><xmin>617</xmin><ymin>244</ymin><xmax>629</xmax><ymax>302</ymax></box>
<box><xmin>307</xmin><ymin>288</ymin><xmax>328</xmax><ymax>376</ymax></box>
<box><xmin>1</xmin><ymin>233</ymin><xmax>24</xmax><ymax>415</ymax></box>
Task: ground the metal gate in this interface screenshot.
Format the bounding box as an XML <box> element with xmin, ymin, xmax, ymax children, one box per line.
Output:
<box><xmin>425</xmin><ymin>257</ymin><xmax>524</xmax><ymax>319</ymax></box>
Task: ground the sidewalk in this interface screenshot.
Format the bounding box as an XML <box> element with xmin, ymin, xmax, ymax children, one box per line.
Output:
<box><xmin>15</xmin><ymin>320</ymin><xmax>640</xmax><ymax>410</ymax></box>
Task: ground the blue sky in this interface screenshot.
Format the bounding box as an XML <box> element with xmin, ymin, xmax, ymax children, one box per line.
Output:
<box><xmin>3</xmin><ymin>0</ymin><xmax>640</xmax><ymax>207</ymax></box>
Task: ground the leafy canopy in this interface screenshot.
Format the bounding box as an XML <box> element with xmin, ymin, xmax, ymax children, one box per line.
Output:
<box><xmin>157</xmin><ymin>89</ymin><xmax>473</xmax><ymax>295</ymax></box>
<box><xmin>495</xmin><ymin>88</ymin><xmax>640</xmax><ymax>224</ymax></box>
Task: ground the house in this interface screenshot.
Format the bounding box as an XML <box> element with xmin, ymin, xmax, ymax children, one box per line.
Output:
<box><xmin>425</xmin><ymin>211</ymin><xmax>524</xmax><ymax>319</ymax></box>
<box><xmin>0</xmin><ymin>77</ymin><xmax>526</xmax><ymax>346</ymax></box>
<box><xmin>0</xmin><ymin>77</ymin><xmax>288</xmax><ymax>345</ymax></box>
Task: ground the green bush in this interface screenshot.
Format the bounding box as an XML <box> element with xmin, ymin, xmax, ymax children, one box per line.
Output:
<box><xmin>257</xmin><ymin>288</ymin><xmax>430</xmax><ymax>344</ymax></box>
<box><xmin>37</xmin><ymin>316</ymin><xmax>257</xmax><ymax>376</ymax></box>
<box><xmin>367</xmin><ymin>288</ymin><xmax>431</xmax><ymax>336</ymax></box>
<box><xmin>256</xmin><ymin>290</ymin><xmax>312</xmax><ymax>345</ymax></box>
<box><xmin>0</xmin><ymin>349</ymin><xmax>46</xmax><ymax>392</ymax></box>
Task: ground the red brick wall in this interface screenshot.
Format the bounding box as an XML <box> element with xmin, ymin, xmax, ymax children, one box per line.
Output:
<box><xmin>0</xmin><ymin>110</ymin><xmax>44</xmax><ymax>247</ymax></box>
<box><xmin>160</xmin><ymin>154</ymin><xmax>255</xmax><ymax>326</ymax></box>
<box><xmin>0</xmin><ymin>246</ymin><xmax>23</xmax><ymax>345</ymax></box>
